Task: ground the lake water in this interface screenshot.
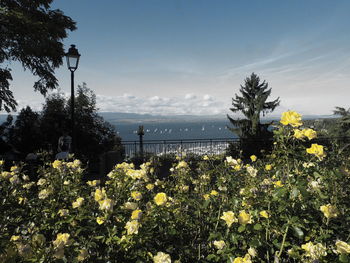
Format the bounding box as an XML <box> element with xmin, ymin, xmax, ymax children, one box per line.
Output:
<box><xmin>114</xmin><ymin>120</ymin><xmax>236</xmax><ymax>141</ymax></box>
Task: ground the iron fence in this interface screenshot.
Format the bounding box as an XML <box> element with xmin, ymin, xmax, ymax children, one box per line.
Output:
<box><xmin>121</xmin><ymin>136</ymin><xmax>350</xmax><ymax>158</ymax></box>
<box><xmin>122</xmin><ymin>138</ymin><xmax>240</xmax><ymax>157</ymax></box>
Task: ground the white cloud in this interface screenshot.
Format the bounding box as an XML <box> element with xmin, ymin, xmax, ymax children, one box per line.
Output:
<box><xmin>185</xmin><ymin>93</ymin><xmax>196</xmax><ymax>100</ymax></box>
<box><xmin>95</xmin><ymin>93</ymin><xmax>228</xmax><ymax>116</ymax></box>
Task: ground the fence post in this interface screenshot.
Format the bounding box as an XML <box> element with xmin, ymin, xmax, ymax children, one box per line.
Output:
<box><xmin>137</xmin><ymin>125</ymin><xmax>144</xmax><ymax>161</ymax></box>
<box><xmin>134</xmin><ymin>141</ymin><xmax>137</xmax><ymax>158</ymax></box>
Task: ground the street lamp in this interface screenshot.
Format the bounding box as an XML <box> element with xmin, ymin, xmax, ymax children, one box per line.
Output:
<box><xmin>65</xmin><ymin>44</ymin><xmax>81</xmax><ymax>153</ymax></box>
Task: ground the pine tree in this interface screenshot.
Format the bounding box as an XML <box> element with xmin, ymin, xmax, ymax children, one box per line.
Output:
<box><xmin>333</xmin><ymin>106</ymin><xmax>350</xmax><ymax>137</ymax></box>
<box><xmin>227</xmin><ymin>73</ymin><xmax>280</xmax><ymax>157</ymax></box>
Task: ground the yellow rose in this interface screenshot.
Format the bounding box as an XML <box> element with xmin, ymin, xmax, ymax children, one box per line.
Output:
<box><xmin>38</xmin><ymin>189</ymin><xmax>51</xmax><ymax>199</ymax></box>
<box><xmin>153</xmin><ymin>252</ymin><xmax>171</xmax><ymax>263</ymax></box>
<box><xmin>53</xmin><ymin>233</ymin><xmax>71</xmax><ymax>248</ymax></box>
<box><xmin>233</xmin><ymin>254</ymin><xmax>252</xmax><ymax>263</ymax></box>
<box><xmin>336</xmin><ymin>240</ymin><xmax>350</xmax><ymax>254</ymax></box>
<box><xmin>131</xmin><ymin>209</ymin><xmax>142</xmax><ymax>220</ymax></box>
<box><xmin>96</xmin><ymin>217</ymin><xmax>105</xmax><ymax>225</ymax></box>
<box><xmin>213</xmin><ymin>240</ymin><xmax>226</xmax><ymax>250</ymax></box>
<box><xmin>274</xmin><ymin>181</ymin><xmax>283</xmax><ymax>187</ymax></box>
<box><xmin>280</xmin><ymin>111</ymin><xmax>302</xmax><ymax>127</ymax></box>
<box><xmin>37</xmin><ymin>178</ymin><xmax>47</xmax><ymax>186</ymax></box>
<box><xmin>98</xmin><ymin>198</ymin><xmax>114</xmax><ymax>211</ymax></box>
<box><xmin>238</xmin><ymin>210</ymin><xmax>252</xmax><ymax>225</ymax></box>
<box><xmin>58</xmin><ymin>209</ymin><xmax>69</xmax><ymax>217</ymax></box>
<box><xmin>123</xmin><ymin>202</ymin><xmax>138</xmax><ymax>210</ymax></box>
<box><xmin>303</xmin><ymin>128</ymin><xmax>317</xmax><ymax>140</ymax></box>
<box><xmin>131</xmin><ymin>191</ymin><xmax>142</xmax><ymax>201</ymax></box>
<box><xmin>306</xmin><ymin>144</ymin><xmax>325</xmax><ymax>159</ymax></box>
<box><xmin>265</xmin><ymin>164</ymin><xmax>272</xmax><ymax>171</ymax></box>
<box><xmin>94</xmin><ymin>188</ymin><xmax>107</xmax><ymax>202</ymax></box>
<box><xmin>301</xmin><ymin>241</ymin><xmax>327</xmax><ymax>259</ymax></box>
<box><xmin>10</xmin><ymin>235</ymin><xmax>21</xmax><ymax>242</ymax></box>
<box><xmin>154</xmin><ymin>192</ymin><xmax>167</xmax><ymax>206</ymax></box>
<box><xmin>52</xmin><ymin>160</ymin><xmax>62</xmax><ymax>169</ymax></box>
<box><xmin>72</xmin><ymin>197</ymin><xmax>84</xmax><ymax>209</ymax></box>
<box><xmin>125</xmin><ymin>220</ymin><xmax>139</xmax><ymax>235</ymax></box>
<box><xmin>146</xmin><ymin>183</ymin><xmax>154</xmax><ymax>190</ymax></box>
<box><xmin>176</xmin><ymin>160</ymin><xmax>188</xmax><ymax>169</ymax></box>
<box><xmin>210</xmin><ymin>190</ymin><xmax>218</xmax><ymax>196</ymax></box>
<box><xmin>87</xmin><ymin>180</ymin><xmax>100</xmax><ymax>187</ymax></box>
<box><xmin>259</xmin><ymin>210</ymin><xmax>269</xmax><ymax>219</ymax></box>
<box><xmin>250</xmin><ymin>155</ymin><xmax>257</xmax><ymax>162</ymax></box>
<box><xmin>293</xmin><ymin>129</ymin><xmax>304</xmax><ymax>139</ymax></box>
<box><xmin>220</xmin><ymin>211</ymin><xmax>238</xmax><ymax>227</ymax></box>
<box><xmin>320</xmin><ymin>204</ymin><xmax>338</xmax><ymax>219</ymax></box>
<box><xmin>248</xmin><ymin>247</ymin><xmax>257</xmax><ymax>258</ymax></box>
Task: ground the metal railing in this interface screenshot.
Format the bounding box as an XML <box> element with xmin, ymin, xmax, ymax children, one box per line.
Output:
<box><xmin>121</xmin><ymin>136</ymin><xmax>350</xmax><ymax>158</ymax></box>
<box><xmin>122</xmin><ymin>138</ymin><xmax>240</xmax><ymax>157</ymax></box>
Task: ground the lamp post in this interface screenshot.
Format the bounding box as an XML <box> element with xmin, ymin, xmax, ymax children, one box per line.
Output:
<box><xmin>65</xmin><ymin>44</ymin><xmax>80</xmax><ymax>153</ymax></box>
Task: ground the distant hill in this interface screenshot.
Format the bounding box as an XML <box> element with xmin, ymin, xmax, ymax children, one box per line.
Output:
<box><xmin>0</xmin><ymin>112</ymin><xmax>337</xmax><ymax>125</ymax></box>
<box><xmin>98</xmin><ymin>112</ymin><xmax>227</xmax><ymax>124</ymax></box>
<box><xmin>98</xmin><ymin>112</ymin><xmax>336</xmax><ymax>124</ymax></box>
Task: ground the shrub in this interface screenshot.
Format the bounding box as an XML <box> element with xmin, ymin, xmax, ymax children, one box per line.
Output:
<box><xmin>1</xmin><ymin>111</ymin><xmax>350</xmax><ymax>262</ymax></box>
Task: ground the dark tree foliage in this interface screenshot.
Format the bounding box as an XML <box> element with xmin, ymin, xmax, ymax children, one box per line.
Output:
<box><xmin>71</xmin><ymin>83</ymin><xmax>121</xmax><ymax>162</ymax></box>
<box><xmin>11</xmin><ymin>106</ymin><xmax>42</xmax><ymax>153</ymax></box>
<box><xmin>227</xmin><ymin>73</ymin><xmax>280</xmax><ymax>157</ymax></box>
<box><xmin>39</xmin><ymin>92</ymin><xmax>69</xmax><ymax>150</ymax></box>
<box><xmin>333</xmin><ymin>106</ymin><xmax>350</xmax><ymax>137</ymax></box>
<box><xmin>0</xmin><ymin>115</ymin><xmax>14</xmax><ymax>153</ymax></box>
<box><xmin>0</xmin><ymin>0</ymin><xmax>76</xmax><ymax>112</ymax></box>
<box><xmin>1</xmin><ymin>84</ymin><xmax>123</xmax><ymax>167</ymax></box>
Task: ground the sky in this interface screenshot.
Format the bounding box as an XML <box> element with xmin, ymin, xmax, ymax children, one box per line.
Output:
<box><xmin>6</xmin><ymin>0</ymin><xmax>350</xmax><ymax>116</ymax></box>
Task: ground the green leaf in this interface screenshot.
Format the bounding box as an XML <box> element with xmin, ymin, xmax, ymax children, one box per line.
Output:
<box><xmin>292</xmin><ymin>226</ymin><xmax>304</xmax><ymax>239</ymax></box>
<box><xmin>253</xmin><ymin>223</ymin><xmax>263</xmax><ymax>231</ymax></box>
<box><xmin>339</xmin><ymin>254</ymin><xmax>350</xmax><ymax>263</ymax></box>
<box><xmin>250</xmin><ymin>239</ymin><xmax>262</xmax><ymax>247</ymax></box>
<box><xmin>238</xmin><ymin>225</ymin><xmax>246</xmax><ymax>233</ymax></box>
<box><xmin>206</xmin><ymin>254</ymin><xmax>217</xmax><ymax>261</ymax></box>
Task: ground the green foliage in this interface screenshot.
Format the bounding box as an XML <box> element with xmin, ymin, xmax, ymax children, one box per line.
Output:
<box><xmin>0</xmin><ymin>0</ymin><xmax>76</xmax><ymax>112</ymax></box>
<box><xmin>227</xmin><ymin>73</ymin><xmax>280</xmax><ymax>158</ymax></box>
<box><xmin>10</xmin><ymin>107</ymin><xmax>42</xmax><ymax>154</ymax></box>
<box><xmin>332</xmin><ymin>106</ymin><xmax>350</xmax><ymax>137</ymax></box>
<box><xmin>1</xmin><ymin>84</ymin><xmax>123</xmax><ymax>165</ymax></box>
<box><xmin>1</xmin><ymin>112</ymin><xmax>350</xmax><ymax>262</ymax></box>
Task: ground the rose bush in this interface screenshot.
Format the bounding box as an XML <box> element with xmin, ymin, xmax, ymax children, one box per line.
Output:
<box><xmin>0</xmin><ymin>111</ymin><xmax>350</xmax><ymax>262</ymax></box>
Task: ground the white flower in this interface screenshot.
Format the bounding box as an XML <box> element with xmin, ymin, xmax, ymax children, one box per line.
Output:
<box><xmin>153</xmin><ymin>252</ymin><xmax>171</xmax><ymax>263</ymax></box>
<box><xmin>246</xmin><ymin>166</ymin><xmax>258</xmax><ymax>177</ymax></box>
<box><xmin>213</xmin><ymin>240</ymin><xmax>226</xmax><ymax>250</ymax></box>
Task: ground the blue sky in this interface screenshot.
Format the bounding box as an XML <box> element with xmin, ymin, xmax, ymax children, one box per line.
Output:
<box><xmin>7</xmin><ymin>0</ymin><xmax>350</xmax><ymax>115</ymax></box>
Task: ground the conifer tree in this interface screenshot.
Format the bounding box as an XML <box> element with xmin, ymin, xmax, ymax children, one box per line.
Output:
<box><xmin>227</xmin><ymin>73</ymin><xmax>280</xmax><ymax>157</ymax></box>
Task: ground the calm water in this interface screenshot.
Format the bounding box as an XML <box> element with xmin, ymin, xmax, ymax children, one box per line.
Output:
<box><xmin>114</xmin><ymin>120</ymin><xmax>237</xmax><ymax>141</ymax></box>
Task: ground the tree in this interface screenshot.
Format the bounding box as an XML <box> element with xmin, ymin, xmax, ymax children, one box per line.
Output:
<box><xmin>71</xmin><ymin>83</ymin><xmax>121</xmax><ymax>162</ymax></box>
<box><xmin>1</xmin><ymin>83</ymin><xmax>124</xmax><ymax>173</ymax></box>
<box><xmin>11</xmin><ymin>106</ymin><xmax>42</xmax><ymax>154</ymax></box>
<box><xmin>332</xmin><ymin>106</ymin><xmax>350</xmax><ymax>137</ymax></box>
<box><xmin>40</xmin><ymin>92</ymin><xmax>69</xmax><ymax>150</ymax></box>
<box><xmin>39</xmin><ymin>83</ymin><xmax>123</xmax><ymax>163</ymax></box>
<box><xmin>0</xmin><ymin>0</ymin><xmax>76</xmax><ymax>112</ymax></box>
<box><xmin>227</xmin><ymin>73</ymin><xmax>280</xmax><ymax>157</ymax></box>
<box><xmin>0</xmin><ymin>115</ymin><xmax>14</xmax><ymax>154</ymax></box>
